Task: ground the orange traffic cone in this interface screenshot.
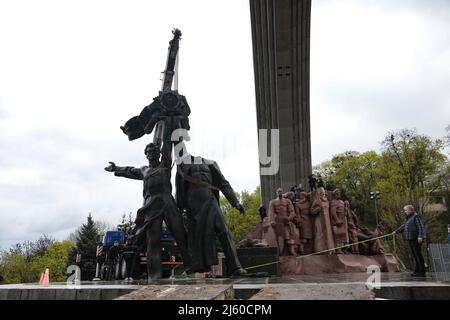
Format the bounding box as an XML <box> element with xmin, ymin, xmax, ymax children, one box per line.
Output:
<box><xmin>43</xmin><ymin>268</ymin><xmax>50</xmax><ymax>286</ymax></box>
<box><xmin>39</xmin><ymin>272</ymin><xmax>44</xmax><ymax>285</ymax></box>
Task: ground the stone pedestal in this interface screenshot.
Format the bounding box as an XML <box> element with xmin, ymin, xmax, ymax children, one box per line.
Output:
<box><xmin>280</xmin><ymin>253</ymin><xmax>399</xmax><ymax>275</ymax></box>
<box><xmin>237</xmin><ymin>247</ymin><xmax>280</xmax><ymax>276</ymax></box>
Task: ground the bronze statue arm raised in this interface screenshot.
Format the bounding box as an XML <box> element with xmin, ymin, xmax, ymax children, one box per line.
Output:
<box><xmin>104</xmin><ymin>161</ymin><xmax>144</xmax><ymax>180</ymax></box>
<box><xmin>159</xmin><ymin>116</ymin><xmax>178</xmax><ymax>169</ymax></box>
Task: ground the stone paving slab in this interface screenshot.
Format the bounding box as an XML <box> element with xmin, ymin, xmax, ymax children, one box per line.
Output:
<box><xmin>236</xmin><ymin>273</ymin><xmax>450</xmax><ymax>300</ymax></box>
<box><xmin>0</xmin><ymin>282</ymin><xmax>140</xmax><ymax>300</ymax></box>
<box><xmin>249</xmin><ymin>283</ymin><xmax>375</xmax><ymax>300</ymax></box>
<box><xmin>115</xmin><ymin>284</ymin><xmax>234</xmax><ymax>300</ymax></box>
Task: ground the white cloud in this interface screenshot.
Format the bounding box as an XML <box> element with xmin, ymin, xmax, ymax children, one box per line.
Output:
<box><xmin>310</xmin><ymin>0</ymin><xmax>450</xmax><ymax>164</ymax></box>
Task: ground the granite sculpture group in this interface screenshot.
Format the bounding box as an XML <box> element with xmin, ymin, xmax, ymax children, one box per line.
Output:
<box><xmin>262</xmin><ymin>186</ymin><xmax>385</xmax><ymax>257</ymax></box>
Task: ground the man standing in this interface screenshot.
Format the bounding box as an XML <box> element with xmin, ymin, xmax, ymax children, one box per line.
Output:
<box><xmin>259</xmin><ymin>204</ymin><xmax>267</xmax><ymax>221</ymax></box>
<box><xmin>330</xmin><ymin>189</ymin><xmax>349</xmax><ymax>254</ymax></box>
<box><xmin>393</xmin><ymin>205</ymin><xmax>426</xmax><ymax>277</ymax></box>
<box><xmin>268</xmin><ymin>188</ymin><xmax>298</xmax><ymax>256</ymax></box>
<box><xmin>106</xmin><ymin>241</ymin><xmax>120</xmax><ymax>280</ymax></box>
<box><xmin>175</xmin><ymin>154</ymin><xmax>247</xmax><ymax>276</ymax></box>
<box><xmin>122</xmin><ymin>238</ymin><xmax>138</xmax><ymax>282</ymax></box>
<box><xmin>345</xmin><ymin>201</ymin><xmax>359</xmax><ymax>254</ymax></box>
<box><xmin>310</xmin><ymin>187</ymin><xmax>335</xmax><ymax>254</ymax></box>
<box><xmin>295</xmin><ymin>192</ymin><xmax>314</xmax><ymax>255</ymax></box>
<box><xmin>105</xmin><ymin>132</ymin><xmax>190</xmax><ymax>280</ymax></box>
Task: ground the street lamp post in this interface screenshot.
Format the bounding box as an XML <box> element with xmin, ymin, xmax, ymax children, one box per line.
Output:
<box><xmin>370</xmin><ymin>191</ymin><xmax>381</xmax><ymax>226</ymax></box>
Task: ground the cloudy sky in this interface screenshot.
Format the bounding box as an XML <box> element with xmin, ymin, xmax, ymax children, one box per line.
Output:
<box><xmin>0</xmin><ymin>0</ymin><xmax>449</xmax><ymax>249</ymax></box>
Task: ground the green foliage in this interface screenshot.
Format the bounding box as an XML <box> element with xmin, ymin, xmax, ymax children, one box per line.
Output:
<box><xmin>32</xmin><ymin>241</ymin><xmax>76</xmax><ymax>283</ymax></box>
<box><xmin>380</xmin><ymin>128</ymin><xmax>446</xmax><ymax>208</ymax></box>
<box><xmin>0</xmin><ymin>239</ymin><xmax>75</xmax><ymax>284</ymax></box>
<box><xmin>315</xmin><ymin>151</ymin><xmax>380</xmax><ymax>224</ymax></box>
<box><xmin>67</xmin><ymin>213</ymin><xmax>100</xmax><ymax>280</ymax></box>
<box><xmin>315</xmin><ymin>128</ymin><xmax>449</xmax><ymax>270</ymax></box>
<box><xmin>9</xmin><ymin>235</ymin><xmax>55</xmax><ymax>263</ymax></box>
<box><xmin>0</xmin><ymin>252</ymin><xmax>35</xmax><ymax>284</ymax></box>
<box><xmin>313</xmin><ymin>159</ymin><xmax>335</xmax><ymax>182</ymax></box>
<box><xmin>117</xmin><ymin>212</ymin><xmax>135</xmax><ymax>235</ymax></box>
<box><xmin>221</xmin><ymin>186</ymin><xmax>261</xmax><ymax>242</ymax></box>
<box><xmin>377</xmin><ymin>129</ymin><xmax>448</xmax><ymax>255</ymax></box>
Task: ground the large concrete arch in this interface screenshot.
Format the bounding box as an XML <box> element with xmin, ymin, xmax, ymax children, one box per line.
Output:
<box><xmin>250</xmin><ymin>0</ymin><xmax>312</xmax><ymax>206</ymax></box>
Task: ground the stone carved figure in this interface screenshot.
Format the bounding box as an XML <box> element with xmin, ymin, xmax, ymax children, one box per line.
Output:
<box><xmin>295</xmin><ymin>192</ymin><xmax>314</xmax><ymax>255</ymax></box>
<box><xmin>262</xmin><ymin>216</ymin><xmax>278</xmax><ymax>248</ymax></box>
<box><xmin>359</xmin><ymin>223</ymin><xmax>385</xmax><ymax>255</ymax></box>
<box><xmin>330</xmin><ymin>189</ymin><xmax>349</xmax><ymax>254</ymax></box>
<box><xmin>250</xmin><ymin>185</ymin><xmax>390</xmax><ymax>259</ymax></box>
<box><xmin>345</xmin><ymin>200</ymin><xmax>359</xmax><ymax>254</ymax></box>
<box><xmin>104</xmin><ymin>130</ymin><xmax>190</xmax><ymax>280</ymax></box>
<box><xmin>283</xmin><ymin>192</ymin><xmax>301</xmax><ymax>254</ymax></box>
<box><xmin>268</xmin><ymin>188</ymin><xmax>298</xmax><ymax>256</ymax></box>
<box><xmin>370</xmin><ymin>223</ymin><xmax>385</xmax><ymax>255</ymax></box>
<box><xmin>175</xmin><ymin>154</ymin><xmax>247</xmax><ymax>276</ymax></box>
<box><xmin>310</xmin><ymin>187</ymin><xmax>335</xmax><ymax>254</ymax></box>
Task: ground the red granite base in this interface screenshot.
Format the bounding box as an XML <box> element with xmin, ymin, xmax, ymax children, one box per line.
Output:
<box><xmin>280</xmin><ymin>253</ymin><xmax>399</xmax><ymax>275</ymax></box>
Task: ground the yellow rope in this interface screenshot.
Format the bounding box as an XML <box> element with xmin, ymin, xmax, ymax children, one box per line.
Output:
<box><xmin>245</xmin><ymin>233</ymin><xmax>397</xmax><ymax>271</ymax></box>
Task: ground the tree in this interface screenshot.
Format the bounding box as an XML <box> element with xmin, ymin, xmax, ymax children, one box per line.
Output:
<box><xmin>377</xmin><ymin>128</ymin><xmax>447</xmax><ymax>259</ymax></box>
<box><xmin>0</xmin><ymin>251</ymin><xmax>35</xmax><ymax>284</ymax></box>
<box><xmin>312</xmin><ymin>160</ymin><xmax>335</xmax><ymax>184</ymax></box>
<box><xmin>67</xmin><ymin>213</ymin><xmax>100</xmax><ymax>280</ymax></box>
<box><xmin>117</xmin><ymin>212</ymin><xmax>135</xmax><ymax>235</ymax></box>
<box><xmin>32</xmin><ymin>241</ymin><xmax>76</xmax><ymax>283</ymax></box>
<box><xmin>0</xmin><ymin>239</ymin><xmax>74</xmax><ymax>284</ymax></box>
<box><xmin>10</xmin><ymin>234</ymin><xmax>55</xmax><ymax>262</ymax></box>
<box><xmin>0</xmin><ymin>234</ymin><xmax>56</xmax><ymax>283</ymax></box>
<box><xmin>380</xmin><ymin>128</ymin><xmax>446</xmax><ymax>209</ymax></box>
<box><xmin>316</xmin><ymin>151</ymin><xmax>381</xmax><ymax>225</ymax></box>
<box><xmin>67</xmin><ymin>220</ymin><xmax>114</xmax><ymax>242</ymax></box>
<box><xmin>313</xmin><ymin>128</ymin><xmax>449</xmax><ymax>271</ymax></box>
<box><xmin>422</xmin><ymin>162</ymin><xmax>450</xmax><ymax>243</ymax></box>
<box><xmin>222</xmin><ymin>187</ymin><xmax>261</xmax><ymax>242</ymax></box>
